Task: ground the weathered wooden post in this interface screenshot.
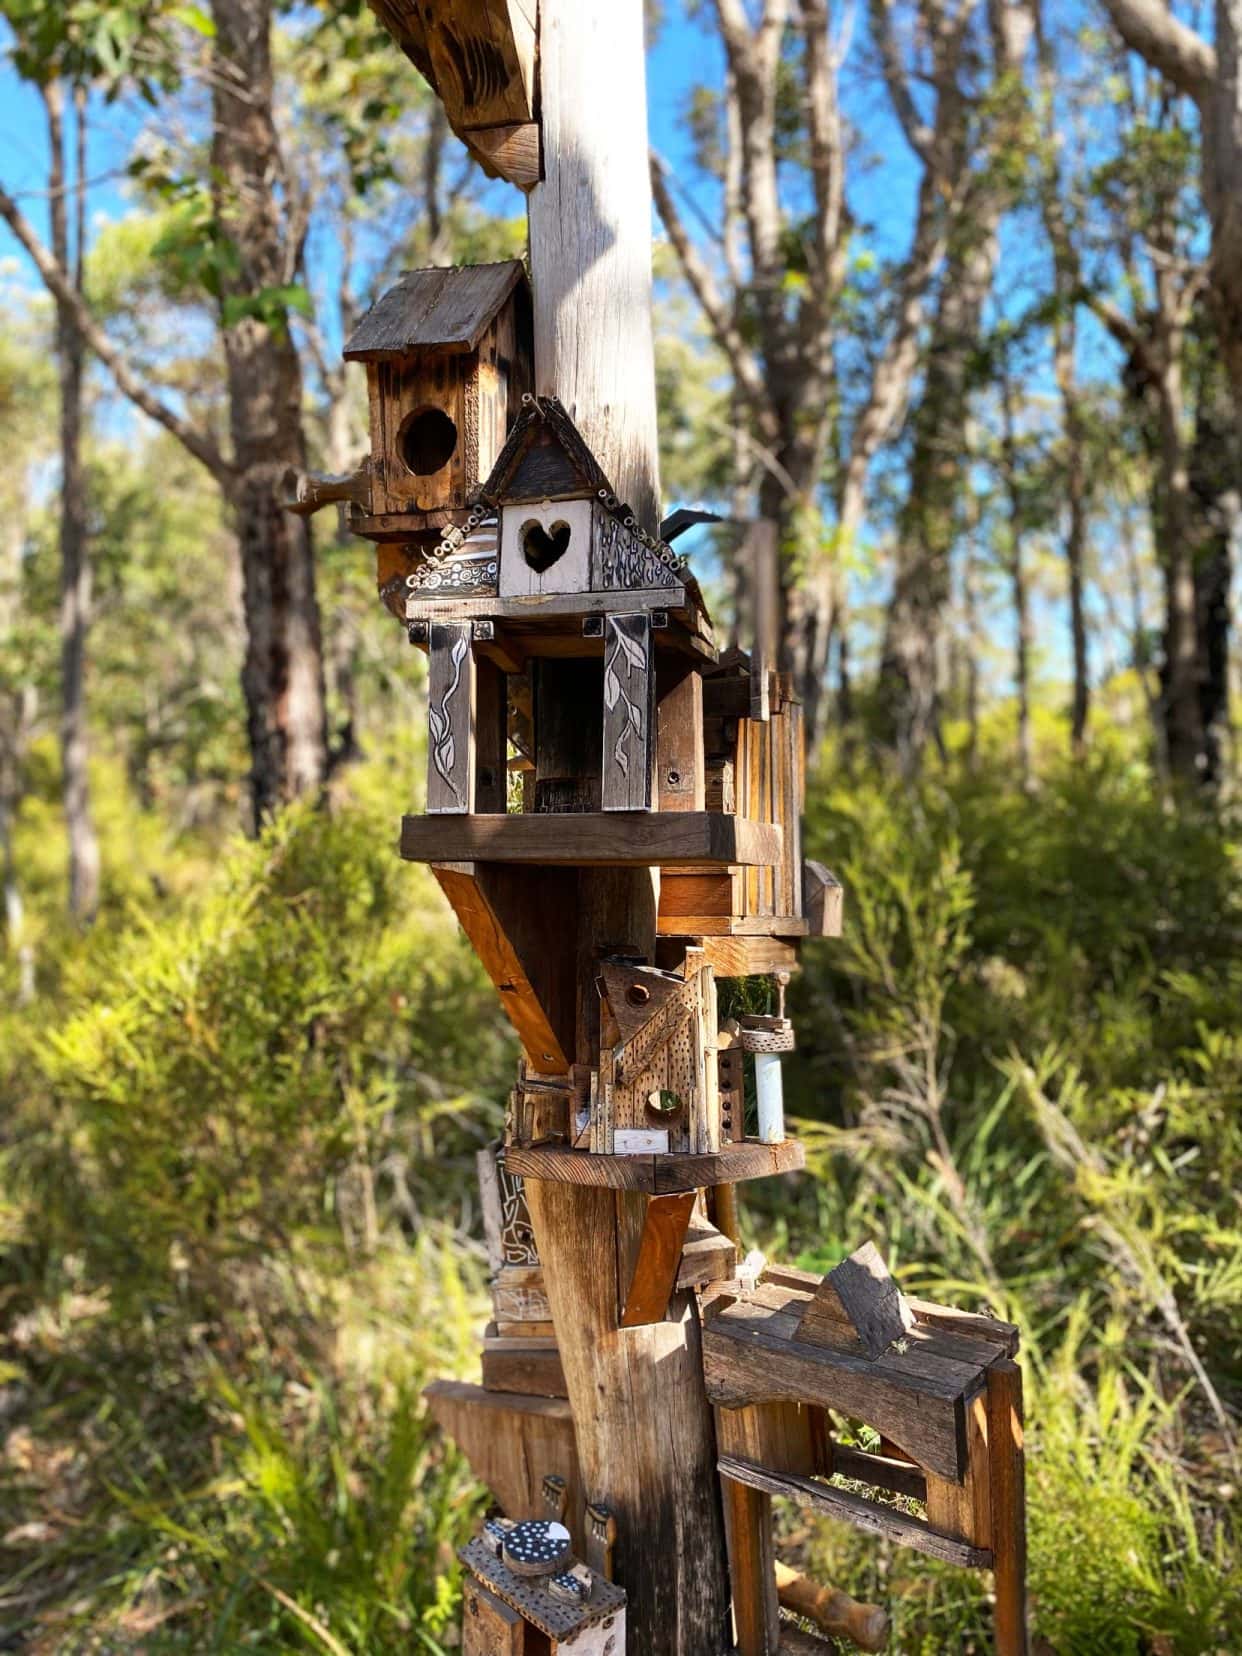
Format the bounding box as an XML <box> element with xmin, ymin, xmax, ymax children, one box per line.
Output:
<box><xmin>297</xmin><ymin>3</ymin><xmax>1031</xmax><ymax>1650</ymax></box>
<box><xmin>522</xmin><ymin>6</ymin><xmax>730</xmax><ymax>1652</ymax></box>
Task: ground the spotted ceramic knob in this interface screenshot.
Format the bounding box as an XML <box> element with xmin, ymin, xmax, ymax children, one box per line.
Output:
<box><xmin>502</xmin><ymin>1519</ymin><xmax>572</xmax><ymax>1578</ymax></box>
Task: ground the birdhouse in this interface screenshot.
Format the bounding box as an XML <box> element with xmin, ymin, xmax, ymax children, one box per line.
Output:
<box><xmin>476</xmin><ymin>396</ymin><xmax>683</xmax><ymax>602</ymax></box>
<box><xmin>460</xmin><ymin>1519</ymin><xmax>627</xmax><ymax>1656</ymax></box>
<box><xmin>343</xmin><ymin>261</ymin><xmax>533</xmax><ymax>540</ymax></box>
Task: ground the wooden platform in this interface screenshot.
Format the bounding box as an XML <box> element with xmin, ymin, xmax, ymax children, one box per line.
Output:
<box><xmin>702</xmin><ymin>1270</ymin><xmax>1015</xmax><ymax>1483</ymax></box>
<box><xmin>401</xmin><ymin>811</ymin><xmax>783</xmax><ymax>867</ymax></box>
<box><xmin>505</xmin><ymin>1138</ymin><xmax>806</xmax><ymax>1193</ymax></box>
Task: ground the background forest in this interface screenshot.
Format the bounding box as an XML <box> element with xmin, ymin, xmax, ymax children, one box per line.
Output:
<box><xmin>0</xmin><ymin>0</ymin><xmax>1240</xmax><ymax>1650</ymax></box>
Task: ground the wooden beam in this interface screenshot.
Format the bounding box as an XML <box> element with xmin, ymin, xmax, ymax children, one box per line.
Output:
<box><xmin>718</xmin><ymin>1456</ymin><xmax>993</xmax><ymax>1569</ymax></box>
<box><xmin>619</xmin><ymin>1192</ymin><xmax>696</xmax><ymax>1326</ymax></box>
<box><xmin>432</xmin><ymin>862</ymin><xmax>576</xmax><ymax>1072</ymax></box>
<box><xmin>987</xmin><ymin>1360</ymin><xmax>1030</xmax><ymax>1655</ymax></box>
<box><xmin>404</xmin><ymin>811</ymin><xmax>782</xmax><ymax>868</ymax></box>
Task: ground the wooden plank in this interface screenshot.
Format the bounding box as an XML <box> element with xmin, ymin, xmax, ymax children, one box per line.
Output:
<box><xmin>658</xmin><ymin>871</ymin><xmax>735</xmax><ymax>920</ymax></box>
<box><xmin>908</xmin><ymin>1298</ymin><xmax>1021</xmax><ymax>1356</ymax></box>
<box><xmin>462</xmin><ymin>1580</ymin><xmax>524</xmax><ymax>1656</ymax></box>
<box><xmin>432</xmin><ymin>862</ymin><xmax>575</xmax><ymax>1071</ymax></box>
<box><xmin>620</xmin><ymin>1192</ymin><xmax>696</xmax><ymax>1326</ymax></box>
<box><xmin>474</xmin><ymin>656</ymin><xmax>508</xmax><ymax>812</ymax></box>
<box><xmin>403</xmin><ymin>812</ymin><xmax>783</xmax><ymax>868</ymax></box>
<box><xmin>795</xmin><ymin>1241</ymin><xmax>916</xmax><ymax>1360</ymax></box>
<box><xmin>420</xmin><ymin>1</ymin><xmax>537</xmax><ymax>132</ymax></box>
<box><xmin>702</xmin><ymin>1302</ymin><xmax>970</xmax><ymax>1482</ymax></box>
<box><xmin>481</xmin><ymin>1342</ymin><xmax>568</xmax><ymax>1399</ymax></box>
<box><xmin>657</xmin><ymin>658</ymin><xmax>705</xmax><ymax>811</ymax></box>
<box><xmin>718</xmin><ymin>1456</ymin><xmax>993</xmax><ymax>1569</ymax></box>
<box><xmin>927</xmin><ymin>1390</ymin><xmax>991</xmax><ymax>1547</ymax></box>
<box><xmin>602</xmin><ymin>613</ymin><xmax>655</xmax><ymax>811</ymax></box>
<box><xmin>677</xmin><ymin>1219</ymin><xmax>736</xmax><ymax>1289</ymax></box>
<box><xmin>784</xmin><ymin>691</ymin><xmax>804</xmax><ymax>919</ymax></box>
<box><xmin>803</xmin><ymin>860</ymin><xmax>843</xmax><ymax>937</ymax></box>
<box><xmin>423</xmin><ymin>1380</ymin><xmax>584</xmax><ymax>1549</ymax></box>
<box><xmin>656</xmin><ymin>934</ymin><xmax>800</xmax><ymax>979</ymax></box>
<box><xmin>505</xmin><ymin>1138</ymin><xmax>805</xmax><ymax>1193</ymax></box>
<box><xmin>987</xmin><ymin>1360</ymin><xmax>1029</xmax><ymax>1655</ymax></box>
<box><xmin>717</xmin><ymin>1407</ymin><xmax>780</xmax><ymax>1656</ymax></box>
<box><xmin>406</xmin><ymin>586</ymin><xmax>690</xmax><ymax>623</ymax></box>
<box><xmin>427</xmin><ymin>622</ymin><xmax>476</xmax><ymax>814</ymax></box>
<box><xmin>830</xmin><ymin>1443</ymin><xmax>928</xmax><ymax>1501</ymax></box>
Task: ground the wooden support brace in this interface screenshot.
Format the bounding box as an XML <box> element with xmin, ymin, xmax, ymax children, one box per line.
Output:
<box><xmin>619</xmin><ymin>1191</ymin><xmax>696</xmax><ymax>1326</ymax></box>
<box><xmin>773</xmin><ymin>1561</ymin><xmax>890</xmax><ymax>1653</ymax></box>
<box><xmin>427</xmin><ymin>621</ymin><xmax>476</xmax><ymax>814</ymax></box>
<box><xmin>602</xmin><ymin>611</ymin><xmax>655</xmax><ymax>811</ymax></box>
<box><xmin>987</xmin><ymin>1359</ymin><xmax>1029</xmax><ymax>1656</ymax></box>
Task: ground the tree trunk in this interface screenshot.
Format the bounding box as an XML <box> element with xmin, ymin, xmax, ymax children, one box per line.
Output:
<box><xmin>878</xmin><ymin>218</ymin><xmax>999</xmax><ymax>770</ymax></box>
<box><xmin>524</xmin><ymin>6</ymin><xmax>732</xmax><ymax>1651</ymax></box>
<box><xmin>45</xmin><ymin>81</ymin><xmax>100</xmax><ymax>921</ymax></box>
<box><xmin>0</xmin><ymin>517</ymin><xmax>35</xmax><ymax>1002</ymax></box>
<box><xmin>1000</xmin><ymin>370</ymin><xmax>1034</xmax><ymax>786</ymax></box>
<box><xmin>211</xmin><ymin>0</ymin><xmax>328</xmax><ymax>826</ymax></box>
<box><xmin>1190</xmin><ymin>342</ymin><xmax>1238</xmax><ymax>784</ymax></box>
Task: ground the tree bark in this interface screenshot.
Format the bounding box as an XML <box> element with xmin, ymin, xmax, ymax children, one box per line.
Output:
<box><xmin>211</xmin><ymin>0</ymin><xmax>328</xmax><ymax>825</ymax></box>
<box><xmin>1190</xmin><ymin>337</ymin><xmax>1238</xmax><ymax>784</ymax></box>
<box><xmin>1000</xmin><ymin>370</ymin><xmax>1034</xmax><ymax>786</ymax></box>
<box><xmin>45</xmin><ymin>81</ymin><xmax>100</xmax><ymax>921</ymax></box>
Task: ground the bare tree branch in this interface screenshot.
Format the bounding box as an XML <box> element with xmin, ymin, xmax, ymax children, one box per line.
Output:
<box><xmin>0</xmin><ymin>184</ymin><xmax>233</xmax><ymax>487</ymax></box>
<box><xmin>650</xmin><ymin>153</ymin><xmax>779</xmax><ymax>441</ymax></box>
<box><xmin>1099</xmin><ymin>0</ymin><xmax>1217</xmax><ymax>105</ymax></box>
<box><xmin>869</xmin><ymin>0</ymin><xmax>936</xmax><ymax>162</ymax></box>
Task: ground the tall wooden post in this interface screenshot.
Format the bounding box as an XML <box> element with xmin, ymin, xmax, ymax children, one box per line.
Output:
<box><xmin>523</xmin><ymin>4</ymin><xmax>732</xmax><ymax>1651</ymax></box>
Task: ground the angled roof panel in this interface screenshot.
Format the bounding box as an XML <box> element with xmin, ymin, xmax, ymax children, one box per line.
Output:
<box><xmin>344</xmin><ymin>261</ymin><xmax>527</xmax><ymax>360</ymax></box>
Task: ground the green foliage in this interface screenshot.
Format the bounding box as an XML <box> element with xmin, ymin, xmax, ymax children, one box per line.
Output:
<box><xmin>760</xmin><ymin>747</ymin><xmax>1242</xmax><ymax>1652</ymax></box>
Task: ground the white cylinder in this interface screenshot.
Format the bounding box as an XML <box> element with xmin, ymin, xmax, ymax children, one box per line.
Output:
<box><xmin>755</xmin><ymin>1053</ymin><xmax>785</xmax><ymax>1143</ymax></box>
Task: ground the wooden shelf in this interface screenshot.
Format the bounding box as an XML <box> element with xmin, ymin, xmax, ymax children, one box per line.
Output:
<box><xmin>504</xmin><ymin>1138</ymin><xmax>805</xmax><ymax>1193</ymax></box>
<box><xmin>401</xmin><ymin>810</ymin><xmax>783</xmax><ymax>868</ymax></box>
<box><xmin>719</xmin><ymin>1454</ymin><xmax>992</xmax><ymax>1570</ymax></box>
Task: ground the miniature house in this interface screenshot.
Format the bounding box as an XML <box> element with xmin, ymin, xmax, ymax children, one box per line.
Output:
<box><xmin>460</xmin><ymin>1519</ymin><xmax>627</xmax><ymax>1656</ymax></box>
<box><xmin>342</xmin><ymin>260</ymin><xmax>533</xmax><ymax>540</ymax></box>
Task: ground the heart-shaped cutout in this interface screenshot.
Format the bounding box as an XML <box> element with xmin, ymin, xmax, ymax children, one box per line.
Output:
<box><xmin>522</xmin><ymin>519</ymin><xmax>571</xmax><ymax>574</ymax></box>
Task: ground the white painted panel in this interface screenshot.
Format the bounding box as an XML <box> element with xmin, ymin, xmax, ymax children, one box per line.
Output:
<box><xmin>499</xmin><ymin>497</ymin><xmax>594</xmax><ymax>597</ymax></box>
<box><xmin>613</xmin><ymin>1128</ymin><xmax>669</xmax><ymax>1155</ymax></box>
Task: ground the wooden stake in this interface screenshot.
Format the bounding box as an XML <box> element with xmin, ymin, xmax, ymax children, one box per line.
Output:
<box><xmin>987</xmin><ymin>1359</ymin><xmax>1029</xmax><ymax>1656</ymax></box>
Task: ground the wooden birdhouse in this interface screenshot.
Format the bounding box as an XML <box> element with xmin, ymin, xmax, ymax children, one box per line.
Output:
<box><xmin>477</xmin><ymin>396</ymin><xmax>684</xmax><ymax>604</ymax></box>
<box><xmin>460</xmin><ymin>1519</ymin><xmax>627</xmax><ymax>1656</ymax></box>
<box><xmin>342</xmin><ymin>261</ymin><xmax>533</xmax><ymax>540</ymax></box>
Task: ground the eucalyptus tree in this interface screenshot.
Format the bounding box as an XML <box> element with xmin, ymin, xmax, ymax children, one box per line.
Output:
<box><xmin>1101</xmin><ymin>0</ymin><xmax>1242</xmax><ymax>421</ymax></box>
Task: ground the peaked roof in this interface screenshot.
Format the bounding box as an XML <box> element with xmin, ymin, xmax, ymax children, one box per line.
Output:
<box><xmin>344</xmin><ymin>261</ymin><xmax>527</xmax><ymax>361</ymax></box>
<box><xmin>475</xmin><ymin>395</ymin><xmax>617</xmax><ymax>506</ymax></box>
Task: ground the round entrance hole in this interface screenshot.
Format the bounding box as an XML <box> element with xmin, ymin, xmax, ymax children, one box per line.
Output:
<box><xmin>400</xmin><ymin>407</ymin><xmax>458</xmax><ymax>476</ymax></box>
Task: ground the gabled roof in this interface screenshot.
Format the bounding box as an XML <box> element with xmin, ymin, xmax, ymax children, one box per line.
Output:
<box><xmin>344</xmin><ymin>261</ymin><xmax>527</xmax><ymax>361</ymax></box>
<box><xmin>475</xmin><ymin>395</ymin><xmax>617</xmax><ymax>506</ymax></box>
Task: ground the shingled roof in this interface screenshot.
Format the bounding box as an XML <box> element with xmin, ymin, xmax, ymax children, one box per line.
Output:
<box><xmin>344</xmin><ymin>261</ymin><xmax>528</xmax><ymax>361</ymax></box>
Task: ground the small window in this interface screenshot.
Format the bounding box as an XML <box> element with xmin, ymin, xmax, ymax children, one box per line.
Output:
<box><xmin>400</xmin><ymin>407</ymin><xmax>457</xmax><ymax>476</ymax></box>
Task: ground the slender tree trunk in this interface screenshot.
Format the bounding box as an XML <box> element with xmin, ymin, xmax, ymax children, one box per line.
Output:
<box><xmin>878</xmin><ymin>218</ymin><xmax>999</xmax><ymax>770</ymax></box>
<box><xmin>1189</xmin><ymin>340</ymin><xmax>1238</xmax><ymax>784</ymax></box>
<box><xmin>1150</xmin><ymin>343</ymin><xmax>1207</xmax><ymax>779</ymax></box>
<box><xmin>45</xmin><ymin>81</ymin><xmax>100</xmax><ymax>920</ymax></box>
<box><xmin>0</xmin><ymin>517</ymin><xmax>35</xmax><ymax>1002</ymax></box>
<box><xmin>1000</xmin><ymin>369</ymin><xmax>1034</xmax><ymax>786</ymax></box>
<box><xmin>211</xmin><ymin>0</ymin><xmax>328</xmax><ymax>826</ymax></box>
